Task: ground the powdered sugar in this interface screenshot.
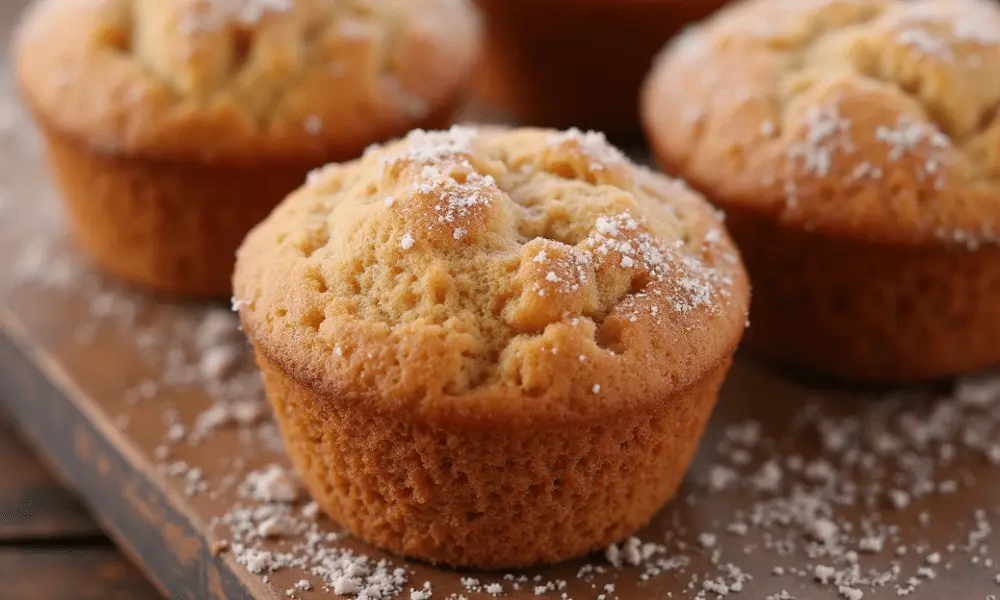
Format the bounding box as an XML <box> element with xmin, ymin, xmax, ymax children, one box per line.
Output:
<box><xmin>548</xmin><ymin>128</ymin><xmax>628</xmax><ymax>171</ymax></box>
<box><xmin>178</xmin><ymin>0</ymin><xmax>292</xmax><ymax>33</ymax></box>
<box><xmin>786</xmin><ymin>104</ymin><xmax>854</xmax><ymax>180</ymax></box>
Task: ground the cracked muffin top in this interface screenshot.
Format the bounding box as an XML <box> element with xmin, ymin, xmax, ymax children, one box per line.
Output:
<box><xmin>13</xmin><ymin>0</ymin><xmax>480</xmax><ymax>163</ymax></box>
<box><xmin>642</xmin><ymin>0</ymin><xmax>1000</xmax><ymax>248</ymax></box>
<box><xmin>233</xmin><ymin>126</ymin><xmax>749</xmax><ymax>424</ymax></box>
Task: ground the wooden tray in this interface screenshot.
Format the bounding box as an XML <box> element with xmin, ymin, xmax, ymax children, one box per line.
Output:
<box><xmin>3</xmin><ymin>6</ymin><xmax>1000</xmax><ymax>600</ymax></box>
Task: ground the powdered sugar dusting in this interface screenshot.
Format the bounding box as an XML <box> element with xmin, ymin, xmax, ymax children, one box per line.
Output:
<box><xmin>178</xmin><ymin>0</ymin><xmax>292</xmax><ymax>33</ymax></box>
<box><xmin>786</xmin><ymin>104</ymin><xmax>854</xmax><ymax>181</ymax></box>
<box><xmin>582</xmin><ymin>212</ymin><xmax>734</xmax><ymax>317</ymax></box>
<box><xmin>548</xmin><ymin>128</ymin><xmax>628</xmax><ymax>171</ymax></box>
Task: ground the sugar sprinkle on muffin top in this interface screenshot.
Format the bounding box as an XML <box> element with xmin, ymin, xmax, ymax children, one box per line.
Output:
<box><xmin>14</xmin><ymin>0</ymin><xmax>481</xmax><ymax>161</ymax></box>
<box><xmin>234</xmin><ymin>126</ymin><xmax>749</xmax><ymax>417</ymax></box>
<box><xmin>643</xmin><ymin>0</ymin><xmax>1000</xmax><ymax>248</ymax></box>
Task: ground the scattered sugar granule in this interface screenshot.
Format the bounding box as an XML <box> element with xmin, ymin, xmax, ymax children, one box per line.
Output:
<box><xmin>605</xmin><ymin>543</ymin><xmax>622</xmax><ymax>568</ymax></box>
<box><xmin>621</xmin><ymin>537</ymin><xmax>643</xmax><ymax>566</ymax></box>
<box><xmin>244</xmin><ymin>465</ymin><xmax>298</xmax><ymax>503</ymax></box>
<box><xmin>752</xmin><ymin>460</ymin><xmax>783</xmax><ymax>492</ymax></box>
<box><xmin>333</xmin><ymin>577</ymin><xmax>360</xmax><ymax>595</ymax></box>
<box><xmin>838</xmin><ymin>586</ymin><xmax>863</xmax><ymax>600</ymax></box>
<box><xmin>485</xmin><ymin>582</ymin><xmax>504</xmax><ymax>595</ymax></box>
<box><xmin>400</xmin><ymin>233</ymin><xmax>415</xmax><ymax>250</ymax></box>
<box><xmin>815</xmin><ymin>565</ymin><xmax>836</xmax><ymax>584</ymax></box>
<box><xmin>889</xmin><ymin>489</ymin><xmax>911</xmax><ymax>510</ymax></box>
<box><xmin>592</xmin><ymin>384</ymin><xmax>601</xmax><ymax>394</ymax></box>
<box><xmin>410</xmin><ymin>585</ymin><xmax>432</xmax><ymax>600</ymax></box>
<box><xmin>239</xmin><ymin>549</ymin><xmax>275</xmax><ymax>574</ymax></box>
<box><xmin>301</xmin><ymin>502</ymin><xmax>320</xmax><ymax>520</ymax></box>
<box><xmin>699</xmin><ymin>533</ymin><xmax>717</xmax><ymax>549</ymax></box>
<box><xmin>707</xmin><ymin>465</ymin><xmax>738</xmax><ymax>492</ymax></box>
<box><xmin>859</xmin><ymin>536</ymin><xmax>884</xmax><ymax>553</ymax></box>
<box><xmin>809</xmin><ymin>518</ymin><xmax>839</xmax><ymax>543</ymax></box>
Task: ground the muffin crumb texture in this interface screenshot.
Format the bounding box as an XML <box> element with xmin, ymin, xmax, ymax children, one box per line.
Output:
<box><xmin>235</xmin><ymin>126</ymin><xmax>748</xmax><ymax>414</ymax></box>
<box><xmin>644</xmin><ymin>0</ymin><xmax>1000</xmax><ymax>247</ymax></box>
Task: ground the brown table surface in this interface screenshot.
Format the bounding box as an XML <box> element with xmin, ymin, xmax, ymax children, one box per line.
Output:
<box><xmin>0</xmin><ymin>411</ymin><xmax>160</xmax><ymax>599</ymax></box>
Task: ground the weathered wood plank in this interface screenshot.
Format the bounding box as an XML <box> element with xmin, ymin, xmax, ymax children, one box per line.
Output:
<box><xmin>0</xmin><ymin>547</ymin><xmax>161</xmax><ymax>600</ymax></box>
<box><xmin>0</xmin><ymin>414</ymin><xmax>101</xmax><ymax>541</ymax></box>
<box><xmin>0</xmin><ymin>315</ymin><xmax>264</xmax><ymax>600</ymax></box>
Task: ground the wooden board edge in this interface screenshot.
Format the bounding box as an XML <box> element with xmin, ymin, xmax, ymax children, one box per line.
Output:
<box><xmin>0</xmin><ymin>309</ymin><xmax>267</xmax><ymax>600</ymax></box>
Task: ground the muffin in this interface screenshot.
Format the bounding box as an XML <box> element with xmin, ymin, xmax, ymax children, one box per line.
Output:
<box><xmin>642</xmin><ymin>0</ymin><xmax>1000</xmax><ymax>380</ymax></box>
<box><xmin>13</xmin><ymin>0</ymin><xmax>481</xmax><ymax>297</ymax></box>
<box><xmin>233</xmin><ymin>126</ymin><xmax>749</xmax><ymax>568</ymax></box>
<box><xmin>474</xmin><ymin>0</ymin><xmax>730</xmax><ymax>139</ymax></box>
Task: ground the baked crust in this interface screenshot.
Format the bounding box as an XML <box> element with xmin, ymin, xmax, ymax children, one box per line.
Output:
<box><xmin>234</xmin><ymin>126</ymin><xmax>749</xmax><ymax>566</ymax></box>
<box><xmin>642</xmin><ymin>0</ymin><xmax>1000</xmax><ymax>247</ymax></box>
<box><xmin>256</xmin><ymin>347</ymin><xmax>731</xmax><ymax>568</ymax></box>
<box><xmin>13</xmin><ymin>0</ymin><xmax>481</xmax><ymax>165</ymax></box>
<box><xmin>642</xmin><ymin>0</ymin><xmax>1000</xmax><ymax>379</ymax></box>
<box><xmin>234</xmin><ymin>126</ymin><xmax>749</xmax><ymax>424</ymax></box>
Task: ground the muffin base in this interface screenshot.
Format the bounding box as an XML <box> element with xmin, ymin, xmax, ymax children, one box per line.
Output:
<box><xmin>726</xmin><ymin>208</ymin><xmax>1000</xmax><ymax>381</ymax></box>
<box><xmin>39</xmin><ymin>129</ymin><xmax>316</xmax><ymax>297</ymax></box>
<box><xmin>475</xmin><ymin>0</ymin><xmax>728</xmax><ymax>138</ymax></box>
<box><xmin>37</xmin><ymin>104</ymin><xmax>461</xmax><ymax>298</ymax></box>
<box><xmin>253</xmin><ymin>346</ymin><xmax>731</xmax><ymax>569</ymax></box>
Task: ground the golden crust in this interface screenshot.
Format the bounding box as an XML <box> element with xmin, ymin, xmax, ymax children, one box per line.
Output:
<box><xmin>234</xmin><ymin>126</ymin><xmax>749</xmax><ymax>426</ymax></box>
<box><xmin>256</xmin><ymin>347</ymin><xmax>730</xmax><ymax>568</ymax></box>
<box><xmin>13</xmin><ymin>0</ymin><xmax>481</xmax><ymax>164</ymax></box>
<box><xmin>642</xmin><ymin>0</ymin><xmax>1000</xmax><ymax>247</ymax></box>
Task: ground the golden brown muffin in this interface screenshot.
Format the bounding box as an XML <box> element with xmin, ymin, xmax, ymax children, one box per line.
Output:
<box><xmin>642</xmin><ymin>0</ymin><xmax>1000</xmax><ymax>381</ymax></box>
<box><xmin>233</xmin><ymin>126</ymin><xmax>749</xmax><ymax>568</ymax></box>
<box><xmin>13</xmin><ymin>0</ymin><xmax>481</xmax><ymax>297</ymax></box>
<box><xmin>474</xmin><ymin>0</ymin><xmax>730</xmax><ymax>139</ymax></box>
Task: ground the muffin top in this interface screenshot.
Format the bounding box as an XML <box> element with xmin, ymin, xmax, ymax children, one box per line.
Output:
<box><xmin>13</xmin><ymin>0</ymin><xmax>480</xmax><ymax>163</ymax></box>
<box><xmin>234</xmin><ymin>126</ymin><xmax>749</xmax><ymax>425</ymax></box>
<box><xmin>642</xmin><ymin>0</ymin><xmax>1000</xmax><ymax>248</ymax></box>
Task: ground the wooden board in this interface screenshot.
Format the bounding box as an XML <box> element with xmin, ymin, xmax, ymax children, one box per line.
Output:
<box><xmin>0</xmin><ymin>547</ymin><xmax>164</xmax><ymax>600</ymax></box>
<box><xmin>0</xmin><ymin>414</ymin><xmax>100</xmax><ymax>541</ymax></box>
<box><xmin>3</xmin><ymin>4</ymin><xmax>1000</xmax><ymax>600</ymax></box>
<box><xmin>0</xmin><ymin>400</ymin><xmax>159</xmax><ymax>598</ymax></box>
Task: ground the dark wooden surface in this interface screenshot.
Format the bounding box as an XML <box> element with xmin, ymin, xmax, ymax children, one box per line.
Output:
<box><xmin>0</xmin><ymin>547</ymin><xmax>160</xmax><ymax>600</ymax></box>
<box><xmin>0</xmin><ymin>414</ymin><xmax>160</xmax><ymax>599</ymax></box>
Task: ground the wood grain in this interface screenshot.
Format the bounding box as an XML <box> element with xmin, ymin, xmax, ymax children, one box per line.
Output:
<box><xmin>0</xmin><ymin>415</ymin><xmax>100</xmax><ymax>541</ymax></box>
<box><xmin>0</xmin><ymin>547</ymin><xmax>160</xmax><ymax>600</ymax></box>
